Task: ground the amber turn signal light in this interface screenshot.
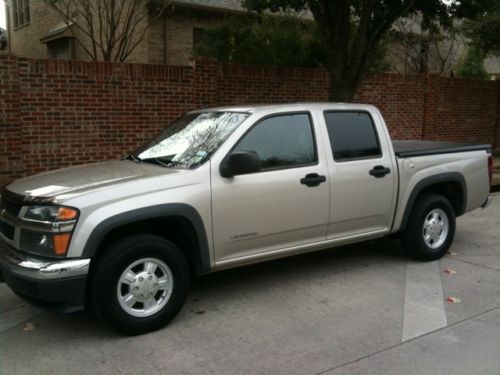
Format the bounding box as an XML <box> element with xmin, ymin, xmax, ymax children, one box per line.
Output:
<box><xmin>53</xmin><ymin>233</ymin><xmax>71</xmax><ymax>255</ymax></box>
<box><xmin>57</xmin><ymin>207</ymin><xmax>78</xmax><ymax>221</ymax></box>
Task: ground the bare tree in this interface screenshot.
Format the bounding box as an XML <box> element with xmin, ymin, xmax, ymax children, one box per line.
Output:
<box><xmin>389</xmin><ymin>18</ymin><xmax>464</xmax><ymax>76</ymax></box>
<box><xmin>43</xmin><ymin>0</ymin><xmax>171</xmax><ymax>62</ymax></box>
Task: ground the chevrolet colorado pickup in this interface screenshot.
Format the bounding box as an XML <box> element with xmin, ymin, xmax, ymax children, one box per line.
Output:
<box><xmin>0</xmin><ymin>103</ymin><xmax>493</xmax><ymax>334</ymax></box>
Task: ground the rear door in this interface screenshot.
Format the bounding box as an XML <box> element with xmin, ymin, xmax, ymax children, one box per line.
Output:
<box><xmin>321</xmin><ymin>110</ymin><xmax>397</xmax><ymax>239</ymax></box>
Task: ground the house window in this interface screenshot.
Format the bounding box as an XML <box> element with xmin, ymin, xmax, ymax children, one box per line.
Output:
<box><xmin>47</xmin><ymin>38</ymin><xmax>74</xmax><ymax>60</ymax></box>
<box><xmin>193</xmin><ymin>28</ymin><xmax>207</xmax><ymax>52</ymax></box>
<box><xmin>13</xmin><ymin>0</ymin><xmax>31</xmax><ymax>29</ymax></box>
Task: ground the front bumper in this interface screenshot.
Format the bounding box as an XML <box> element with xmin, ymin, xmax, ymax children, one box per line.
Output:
<box><xmin>0</xmin><ymin>243</ymin><xmax>90</xmax><ymax>312</ymax></box>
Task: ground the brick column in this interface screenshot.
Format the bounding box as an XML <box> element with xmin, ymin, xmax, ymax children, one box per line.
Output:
<box><xmin>0</xmin><ymin>55</ymin><xmax>23</xmax><ymax>184</ymax></box>
<box><xmin>495</xmin><ymin>81</ymin><xmax>500</xmax><ymax>150</ymax></box>
<box><xmin>192</xmin><ymin>56</ymin><xmax>218</xmax><ymax>109</ymax></box>
<box><xmin>422</xmin><ymin>74</ymin><xmax>440</xmax><ymax>141</ymax></box>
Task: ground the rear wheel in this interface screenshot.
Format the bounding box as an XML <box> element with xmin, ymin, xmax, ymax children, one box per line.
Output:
<box><xmin>402</xmin><ymin>194</ymin><xmax>456</xmax><ymax>261</ymax></box>
<box><xmin>89</xmin><ymin>234</ymin><xmax>190</xmax><ymax>335</ymax></box>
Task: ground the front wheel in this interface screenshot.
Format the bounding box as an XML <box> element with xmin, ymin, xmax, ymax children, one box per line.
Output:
<box><xmin>402</xmin><ymin>194</ymin><xmax>456</xmax><ymax>261</ymax></box>
<box><xmin>88</xmin><ymin>234</ymin><xmax>190</xmax><ymax>335</ymax></box>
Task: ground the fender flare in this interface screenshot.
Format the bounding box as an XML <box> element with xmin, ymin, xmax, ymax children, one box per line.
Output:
<box><xmin>399</xmin><ymin>172</ymin><xmax>467</xmax><ymax>231</ymax></box>
<box><xmin>80</xmin><ymin>203</ymin><xmax>211</xmax><ymax>274</ymax></box>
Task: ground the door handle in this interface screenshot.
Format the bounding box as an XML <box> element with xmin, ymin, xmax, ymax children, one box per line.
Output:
<box><xmin>300</xmin><ymin>173</ymin><xmax>326</xmax><ymax>187</ymax></box>
<box><xmin>369</xmin><ymin>165</ymin><xmax>391</xmax><ymax>178</ymax></box>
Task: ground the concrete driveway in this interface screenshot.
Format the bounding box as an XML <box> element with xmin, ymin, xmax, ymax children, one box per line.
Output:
<box><xmin>1</xmin><ymin>194</ymin><xmax>499</xmax><ymax>375</ymax></box>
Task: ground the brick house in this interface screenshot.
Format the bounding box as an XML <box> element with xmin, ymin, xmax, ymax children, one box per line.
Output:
<box><xmin>485</xmin><ymin>57</ymin><xmax>500</xmax><ymax>80</ymax></box>
<box><xmin>5</xmin><ymin>0</ymin><xmax>500</xmax><ymax>77</ymax></box>
<box><xmin>3</xmin><ymin>0</ymin><xmax>243</xmax><ymax>65</ymax></box>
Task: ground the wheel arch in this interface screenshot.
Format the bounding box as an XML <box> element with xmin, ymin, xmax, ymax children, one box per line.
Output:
<box><xmin>400</xmin><ymin>172</ymin><xmax>466</xmax><ymax>232</ymax></box>
<box><xmin>81</xmin><ymin>203</ymin><xmax>211</xmax><ymax>275</ymax></box>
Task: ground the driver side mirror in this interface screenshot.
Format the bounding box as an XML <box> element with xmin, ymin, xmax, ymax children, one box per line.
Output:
<box><xmin>220</xmin><ymin>151</ymin><xmax>262</xmax><ymax>178</ymax></box>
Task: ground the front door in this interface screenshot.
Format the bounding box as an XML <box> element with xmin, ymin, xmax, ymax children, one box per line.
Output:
<box><xmin>211</xmin><ymin>112</ymin><xmax>330</xmax><ymax>263</ymax></box>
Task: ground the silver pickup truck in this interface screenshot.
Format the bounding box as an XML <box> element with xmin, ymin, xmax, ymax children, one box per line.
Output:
<box><xmin>0</xmin><ymin>103</ymin><xmax>493</xmax><ymax>334</ymax></box>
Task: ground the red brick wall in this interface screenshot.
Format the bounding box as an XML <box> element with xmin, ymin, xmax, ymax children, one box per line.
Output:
<box><xmin>8</xmin><ymin>56</ymin><xmax>194</xmax><ymax>180</ymax></box>
<box><xmin>356</xmin><ymin>74</ymin><xmax>426</xmax><ymax>140</ymax></box>
<box><xmin>423</xmin><ymin>76</ymin><xmax>498</xmax><ymax>144</ymax></box>
<box><xmin>0</xmin><ymin>56</ymin><xmax>23</xmax><ymax>182</ymax></box>
<box><xmin>217</xmin><ymin>63</ymin><xmax>329</xmax><ymax>104</ymax></box>
<box><xmin>0</xmin><ymin>55</ymin><xmax>498</xmax><ymax>185</ymax></box>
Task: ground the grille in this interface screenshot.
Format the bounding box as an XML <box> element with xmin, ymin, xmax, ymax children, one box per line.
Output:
<box><xmin>0</xmin><ymin>196</ymin><xmax>23</xmax><ymax>216</ymax></box>
<box><xmin>0</xmin><ymin>190</ymin><xmax>22</xmax><ymax>241</ymax></box>
<box><xmin>0</xmin><ymin>219</ymin><xmax>15</xmax><ymax>240</ymax></box>
<box><xmin>0</xmin><ymin>189</ymin><xmax>23</xmax><ymax>241</ymax></box>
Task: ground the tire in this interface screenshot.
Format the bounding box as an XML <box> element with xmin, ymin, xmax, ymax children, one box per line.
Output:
<box><xmin>88</xmin><ymin>234</ymin><xmax>190</xmax><ymax>335</ymax></box>
<box><xmin>402</xmin><ymin>194</ymin><xmax>456</xmax><ymax>261</ymax></box>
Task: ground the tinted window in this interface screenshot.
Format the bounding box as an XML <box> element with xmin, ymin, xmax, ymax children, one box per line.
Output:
<box><xmin>324</xmin><ymin>112</ymin><xmax>381</xmax><ymax>161</ymax></box>
<box><xmin>233</xmin><ymin>113</ymin><xmax>316</xmax><ymax>170</ymax></box>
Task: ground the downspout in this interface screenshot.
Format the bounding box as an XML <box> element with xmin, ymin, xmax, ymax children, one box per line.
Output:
<box><xmin>163</xmin><ymin>15</ymin><xmax>167</xmax><ymax>64</ymax></box>
<box><xmin>5</xmin><ymin>2</ymin><xmax>12</xmax><ymax>54</ymax></box>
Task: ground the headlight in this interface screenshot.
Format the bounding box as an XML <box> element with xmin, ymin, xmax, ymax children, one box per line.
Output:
<box><xmin>24</xmin><ymin>206</ymin><xmax>78</xmax><ymax>222</ymax></box>
<box><xmin>20</xmin><ymin>205</ymin><xmax>79</xmax><ymax>257</ymax></box>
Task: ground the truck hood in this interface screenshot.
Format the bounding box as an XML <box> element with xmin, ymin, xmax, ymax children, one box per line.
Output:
<box><xmin>5</xmin><ymin>160</ymin><xmax>176</xmax><ymax>201</ymax></box>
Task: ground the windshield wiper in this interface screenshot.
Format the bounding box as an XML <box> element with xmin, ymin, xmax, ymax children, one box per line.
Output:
<box><xmin>141</xmin><ymin>157</ymin><xmax>182</xmax><ymax>168</ymax></box>
<box><xmin>164</xmin><ymin>160</ymin><xmax>183</xmax><ymax>168</ymax></box>
<box><xmin>152</xmin><ymin>158</ymin><xmax>170</xmax><ymax>168</ymax></box>
<box><xmin>125</xmin><ymin>154</ymin><xmax>142</xmax><ymax>163</ymax></box>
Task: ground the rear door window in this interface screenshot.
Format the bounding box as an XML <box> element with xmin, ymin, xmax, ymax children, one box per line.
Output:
<box><xmin>323</xmin><ymin>111</ymin><xmax>381</xmax><ymax>161</ymax></box>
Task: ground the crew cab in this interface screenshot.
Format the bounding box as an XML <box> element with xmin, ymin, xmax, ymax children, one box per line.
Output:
<box><xmin>0</xmin><ymin>103</ymin><xmax>493</xmax><ymax>334</ymax></box>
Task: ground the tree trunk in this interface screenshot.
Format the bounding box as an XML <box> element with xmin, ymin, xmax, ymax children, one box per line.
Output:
<box><xmin>329</xmin><ymin>75</ymin><xmax>358</xmax><ymax>102</ymax></box>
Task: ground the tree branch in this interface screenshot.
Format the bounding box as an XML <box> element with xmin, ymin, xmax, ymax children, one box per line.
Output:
<box><xmin>44</xmin><ymin>0</ymin><xmax>171</xmax><ymax>62</ymax></box>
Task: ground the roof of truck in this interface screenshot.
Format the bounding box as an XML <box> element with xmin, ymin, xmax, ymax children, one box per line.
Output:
<box><xmin>192</xmin><ymin>103</ymin><xmax>377</xmax><ymax>113</ymax></box>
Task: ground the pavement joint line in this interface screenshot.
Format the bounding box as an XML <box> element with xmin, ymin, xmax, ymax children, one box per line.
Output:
<box><xmin>398</xmin><ymin>262</ymin><xmax>407</xmax><ymax>351</ymax></box>
<box><xmin>314</xmin><ymin>303</ymin><xmax>500</xmax><ymax>375</ymax></box>
<box><xmin>0</xmin><ymin>310</ymin><xmax>45</xmax><ymax>336</ymax></box>
<box><xmin>0</xmin><ymin>303</ymin><xmax>27</xmax><ymax>315</ymax></box>
<box><xmin>446</xmin><ymin>256</ymin><xmax>500</xmax><ymax>272</ymax></box>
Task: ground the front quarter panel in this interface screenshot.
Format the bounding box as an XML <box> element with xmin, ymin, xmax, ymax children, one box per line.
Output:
<box><xmin>64</xmin><ymin>164</ymin><xmax>213</xmax><ymax>266</ymax></box>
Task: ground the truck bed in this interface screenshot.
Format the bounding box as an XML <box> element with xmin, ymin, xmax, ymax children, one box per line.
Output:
<box><xmin>392</xmin><ymin>140</ymin><xmax>491</xmax><ymax>158</ymax></box>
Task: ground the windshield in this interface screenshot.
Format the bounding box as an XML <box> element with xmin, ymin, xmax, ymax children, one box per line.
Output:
<box><xmin>131</xmin><ymin>111</ymin><xmax>250</xmax><ymax>169</ymax></box>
